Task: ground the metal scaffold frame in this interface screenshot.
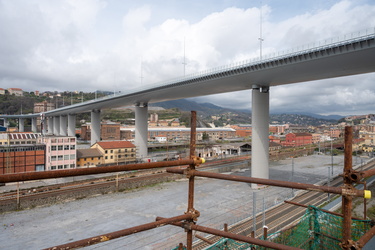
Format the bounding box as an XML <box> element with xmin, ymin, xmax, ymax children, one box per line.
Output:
<box><xmin>0</xmin><ymin>113</ymin><xmax>374</xmax><ymax>250</ymax></box>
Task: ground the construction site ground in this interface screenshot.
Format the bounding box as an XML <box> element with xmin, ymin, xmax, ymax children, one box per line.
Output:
<box><xmin>1</xmin><ymin>154</ymin><xmax>372</xmax><ymax>250</ymax></box>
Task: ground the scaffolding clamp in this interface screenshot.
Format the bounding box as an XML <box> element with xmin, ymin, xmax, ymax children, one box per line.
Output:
<box><xmin>185</xmin><ymin>208</ymin><xmax>200</xmax><ymax>222</ymax></box>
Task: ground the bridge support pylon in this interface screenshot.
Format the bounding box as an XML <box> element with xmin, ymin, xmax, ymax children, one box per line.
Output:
<box><xmin>251</xmin><ymin>85</ymin><xmax>270</xmax><ymax>188</ymax></box>
<box><xmin>18</xmin><ymin>118</ymin><xmax>24</xmax><ymax>132</ymax></box>
<box><xmin>68</xmin><ymin>114</ymin><xmax>76</xmax><ymax>137</ymax></box>
<box><xmin>31</xmin><ymin>117</ymin><xmax>37</xmax><ymax>133</ymax></box>
<box><xmin>53</xmin><ymin>116</ymin><xmax>60</xmax><ymax>135</ymax></box>
<box><xmin>47</xmin><ymin>117</ymin><xmax>53</xmax><ymax>135</ymax></box>
<box><xmin>135</xmin><ymin>103</ymin><xmax>148</xmax><ymax>160</ymax></box>
<box><xmin>60</xmin><ymin>115</ymin><xmax>67</xmax><ymax>136</ymax></box>
<box><xmin>91</xmin><ymin>109</ymin><xmax>101</xmax><ymax>145</ymax></box>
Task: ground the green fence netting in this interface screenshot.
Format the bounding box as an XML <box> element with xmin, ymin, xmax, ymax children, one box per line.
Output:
<box><xmin>174</xmin><ymin>206</ymin><xmax>373</xmax><ymax>250</ymax></box>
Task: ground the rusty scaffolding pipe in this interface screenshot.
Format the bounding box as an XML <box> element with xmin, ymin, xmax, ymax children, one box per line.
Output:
<box><xmin>187</xmin><ymin>110</ymin><xmax>197</xmax><ymax>250</ymax></box>
<box><xmin>356</xmin><ymin>224</ymin><xmax>375</xmax><ymax>249</ymax></box>
<box><xmin>166</xmin><ymin>168</ymin><xmax>367</xmax><ymax>198</ymax></box>
<box><xmin>342</xmin><ymin>126</ymin><xmax>354</xmax><ymax>249</ymax></box>
<box><xmin>44</xmin><ymin>213</ymin><xmax>193</xmax><ymax>250</ymax></box>
<box><xmin>361</xmin><ymin>167</ymin><xmax>375</xmax><ymax>179</ymax></box>
<box><xmin>155</xmin><ymin>217</ymin><xmax>301</xmax><ymax>250</ymax></box>
<box><xmin>0</xmin><ymin>158</ymin><xmax>204</xmax><ymax>183</ymax></box>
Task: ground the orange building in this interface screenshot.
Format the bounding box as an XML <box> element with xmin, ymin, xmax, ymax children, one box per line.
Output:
<box><xmin>283</xmin><ymin>133</ymin><xmax>313</xmax><ymax>147</ymax></box>
<box><xmin>230</xmin><ymin>125</ymin><xmax>252</xmax><ymax>138</ymax></box>
<box><xmin>0</xmin><ymin>145</ymin><xmax>46</xmax><ymax>174</ymax></box>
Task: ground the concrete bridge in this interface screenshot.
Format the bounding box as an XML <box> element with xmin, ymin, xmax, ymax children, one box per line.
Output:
<box><xmin>2</xmin><ymin>28</ymin><xmax>375</xmax><ymax>183</ymax></box>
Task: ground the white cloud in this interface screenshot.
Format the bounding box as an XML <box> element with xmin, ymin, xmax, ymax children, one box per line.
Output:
<box><xmin>0</xmin><ymin>0</ymin><xmax>374</xmax><ymax>115</ymax></box>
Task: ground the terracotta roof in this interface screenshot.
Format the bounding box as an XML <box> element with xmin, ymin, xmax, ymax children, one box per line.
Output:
<box><xmin>95</xmin><ymin>141</ymin><xmax>135</xmax><ymax>149</ymax></box>
<box><xmin>77</xmin><ymin>148</ymin><xmax>103</xmax><ymax>158</ymax></box>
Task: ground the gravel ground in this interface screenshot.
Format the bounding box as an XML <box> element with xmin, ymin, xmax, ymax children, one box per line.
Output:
<box><xmin>0</xmin><ymin>154</ymin><xmax>354</xmax><ymax>250</ymax></box>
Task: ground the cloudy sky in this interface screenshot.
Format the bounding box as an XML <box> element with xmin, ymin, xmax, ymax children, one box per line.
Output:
<box><xmin>0</xmin><ymin>0</ymin><xmax>375</xmax><ymax>116</ymax></box>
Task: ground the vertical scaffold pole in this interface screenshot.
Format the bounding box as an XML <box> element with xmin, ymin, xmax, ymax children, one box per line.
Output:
<box><xmin>187</xmin><ymin>111</ymin><xmax>197</xmax><ymax>250</ymax></box>
<box><xmin>342</xmin><ymin>126</ymin><xmax>353</xmax><ymax>249</ymax></box>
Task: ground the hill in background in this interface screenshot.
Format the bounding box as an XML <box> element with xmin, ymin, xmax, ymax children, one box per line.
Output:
<box><xmin>151</xmin><ymin>99</ymin><xmax>343</xmax><ymax>126</ymax></box>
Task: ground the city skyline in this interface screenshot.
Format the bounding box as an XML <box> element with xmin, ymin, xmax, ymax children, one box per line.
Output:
<box><xmin>0</xmin><ymin>0</ymin><xmax>374</xmax><ymax>115</ymax></box>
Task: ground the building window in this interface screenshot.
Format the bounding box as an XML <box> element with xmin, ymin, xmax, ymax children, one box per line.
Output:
<box><xmin>70</xmin><ymin>164</ymin><xmax>75</xmax><ymax>168</ymax></box>
<box><xmin>105</xmin><ymin>156</ymin><xmax>108</xmax><ymax>159</ymax></box>
<box><xmin>64</xmin><ymin>155</ymin><xmax>69</xmax><ymax>160</ymax></box>
<box><xmin>70</xmin><ymin>145</ymin><xmax>75</xmax><ymax>150</ymax></box>
<box><xmin>70</xmin><ymin>154</ymin><xmax>75</xmax><ymax>159</ymax></box>
<box><xmin>58</xmin><ymin>165</ymin><xmax>63</xmax><ymax>169</ymax></box>
<box><xmin>110</xmin><ymin>156</ymin><xmax>113</xmax><ymax>159</ymax></box>
<box><xmin>51</xmin><ymin>156</ymin><xmax>57</xmax><ymax>161</ymax></box>
<box><xmin>58</xmin><ymin>155</ymin><xmax>63</xmax><ymax>160</ymax></box>
<box><xmin>64</xmin><ymin>145</ymin><xmax>70</xmax><ymax>150</ymax></box>
<box><xmin>51</xmin><ymin>166</ymin><xmax>56</xmax><ymax>170</ymax></box>
<box><xmin>118</xmin><ymin>149</ymin><xmax>121</xmax><ymax>153</ymax></box>
<box><xmin>58</xmin><ymin>145</ymin><xmax>63</xmax><ymax>150</ymax></box>
<box><xmin>110</xmin><ymin>150</ymin><xmax>113</xmax><ymax>153</ymax></box>
<box><xmin>105</xmin><ymin>150</ymin><xmax>108</xmax><ymax>153</ymax></box>
<box><xmin>64</xmin><ymin>165</ymin><xmax>68</xmax><ymax>169</ymax></box>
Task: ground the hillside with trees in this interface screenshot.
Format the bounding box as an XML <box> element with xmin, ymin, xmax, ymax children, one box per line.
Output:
<box><xmin>0</xmin><ymin>91</ymin><xmax>341</xmax><ymax>127</ymax></box>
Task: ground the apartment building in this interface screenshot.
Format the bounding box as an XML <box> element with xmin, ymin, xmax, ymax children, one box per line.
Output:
<box><xmin>91</xmin><ymin>141</ymin><xmax>136</xmax><ymax>165</ymax></box>
<box><xmin>38</xmin><ymin>136</ymin><xmax>77</xmax><ymax>170</ymax></box>
<box><xmin>76</xmin><ymin>148</ymin><xmax>103</xmax><ymax>167</ymax></box>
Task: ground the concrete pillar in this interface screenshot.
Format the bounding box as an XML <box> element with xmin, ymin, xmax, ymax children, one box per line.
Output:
<box><xmin>47</xmin><ymin>117</ymin><xmax>53</xmax><ymax>135</ymax></box>
<box><xmin>42</xmin><ymin>117</ymin><xmax>47</xmax><ymax>135</ymax></box>
<box><xmin>251</xmin><ymin>85</ymin><xmax>270</xmax><ymax>188</ymax></box>
<box><xmin>60</xmin><ymin>115</ymin><xmax>67</xmax><ymax>136</ymax></box>
<box><xmin>3</xmin><ymin>118</ymin><xmax>8</xmax><ymax>128</ymax></box>
<box><xmin>135</xmin><ymin>103</ymin><xmax>148</xmax><ymax>159</ymax></box>
<box><xmin>53</xmin><ymin>116</ymin><xmax>60</xmax><ymax>135</ymax></box>
<box><xmin>91</xmin><ymin>109</ymin><xmax>101</xmax><ymax>145</ymax></box>
<box><xmin>68</xmin><ymin>114</ymin><xmax>76</xmax><ymax>137</ymax></box>
<box><xmin>31</xmin><ymin>117</ymin><xmax>37</xmax><ymax>133</ymax></box>
<box><xmin>18</xmin><ymin>118</ymin><xmax>24</xmax><ymax>132</ymax></box>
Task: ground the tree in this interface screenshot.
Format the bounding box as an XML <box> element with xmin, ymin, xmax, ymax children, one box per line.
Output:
<box><xmin>202</xmin><ymin>132</ymin><xmax>209</xmax><ymax>141</ymax></box>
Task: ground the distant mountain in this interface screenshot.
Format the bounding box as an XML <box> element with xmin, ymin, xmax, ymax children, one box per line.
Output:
<box><xmin>269</xmin><ymin>113</ymin><xmax>338</xmax><ymax>126</ymax></box>
<box><xmin>151</xmin><ymin>99</ymin><xmax>234</xmax><ymax>115</ymax></box>
<box><xmin>272</xmin><ymin>111</ymin><xmax>344</xmax><ymax>121</ymax></box>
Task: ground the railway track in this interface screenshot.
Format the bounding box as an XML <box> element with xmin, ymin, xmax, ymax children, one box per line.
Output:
<box><xmin>192</xmin><ymin>160</ymin><xmax>375</xmax><ymax>249</ymax></box>
<box><xmin>0</xmin><ymin>158</ymin><xmax>249</xmax><ymax>208</ymax></box>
